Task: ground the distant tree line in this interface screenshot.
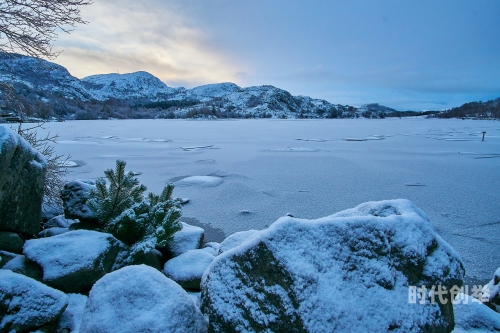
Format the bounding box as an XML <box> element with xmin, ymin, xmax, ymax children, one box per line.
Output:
<box><xmin>435</xmin><ymin>98</ymin><xmax>500</xmax><ymax>119</ymax></box>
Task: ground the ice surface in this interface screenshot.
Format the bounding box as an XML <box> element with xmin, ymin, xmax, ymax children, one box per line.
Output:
<box><xmin>28</xmin><ymin>118</ymin><xmax>500</xmax><ymax>283</ymax></box>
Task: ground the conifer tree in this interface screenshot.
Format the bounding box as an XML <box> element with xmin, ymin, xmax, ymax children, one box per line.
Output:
<box><xmin>87</xmin><ymin>160</ymin><xmax>146</xmax><ymax>229</ymax></box>
<box><xmin>87</xmin><ymin>160</ymin><xmax>182</xmax><ymax>262</ymax></box>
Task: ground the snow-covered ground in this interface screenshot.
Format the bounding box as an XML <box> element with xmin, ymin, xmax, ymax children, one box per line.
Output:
<box><xmin>26</xmin><ymin>118</ymin><xmax>500</xmax><ymax>285</ymax></box>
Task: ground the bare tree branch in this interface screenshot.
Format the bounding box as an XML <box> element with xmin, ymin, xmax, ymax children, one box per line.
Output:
<box><xmin>0</xmin><ymin>0</ymin><xmax>91</xmax><ymax>215</ymax></box>
<box><xmin>0</xmin><ymin>0</ymin><xmax>92</xmax><ymax>59</ymax></box>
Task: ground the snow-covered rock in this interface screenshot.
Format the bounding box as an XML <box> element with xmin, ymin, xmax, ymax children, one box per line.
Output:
<box><xmin>164</xmin><ymin>249</ymin><xmax>215</xmax><ymax>290</ymax></box>
<box><xmin>0</xmin><ymin>250</ymin><xmax>16</xmax><ymax>267</ymax></box>
<box><xmin>164</xmin><ymin>222</ymin><xmax>204</xmax><ymax>258</ymax></box>
<box><xmin>0</xmin><ymin>270</ymin><xmax>68</xmax><ymax>332</ymax></box>
<box><xmin>218</xmin><ymin>229</ymin><xmax>258</xmax><ymax>254</ymax></box>
<box><xmin>38</xmin><ymin>227</ymin><xmax>70</xmax><ymax>238</ymax></box>
<box><xmin>42</xmin><ymin>202</ymin><xmax>64</xmax><ymax>222</ymax></box>
<box><xmin>60</xmin><ymin>179</ymin><xmax>97</xmax><ymax>222</ymax></box>
<box><xmin>201</xmin><ymin>199</ymin><xmax>465</xmax><ymax>333</ymax></box>
<box><xmin>482</xmin><ymin>267</ymin><xmax>500</xmax><ymax>313</ymax></box>
<box><xmin>2</xmin><ymin>252</ymin><xmax>43</xmax><ymax>281</ymax></box>
<box><xmin>453</xmin><ymin>293</ymin><xmax>500</xmax><ymax>332</ymax></box>
<box><xmin>82</xmin><ymin>71</ymin><xmax>177</xmax><ymax>100</ymax></box>
<box><xmin>201</xmin><ymin>242</ymin><xmax>220</xmax><ymax>256</ymax></box>
<box><xmin>23</xmin><ymin>230</ymin><xmax>128</xmax><ymax>293</ymax></box>
<box><xmin>57</xmin><ymin>293</ymin><xmax>88</xmax><ymax>333</ymax></box>
<box><xmin>0</xmin><ymin>231</ymin><xmax>24</xmax><ymax>253</ymax></box>
<box><xmin>79</xmin><ymin>265</ymin><xmax>208</xmax><ymax>333</ymax></box>
<box><xmin>0</xmin><ymin>126</ymin><xmax>46</xmax><ymax>235</ymax></box>
<box><xmin>45</xmin><ymin>214</ymin><xmax>78</xmax><ymax>228</ymax></box>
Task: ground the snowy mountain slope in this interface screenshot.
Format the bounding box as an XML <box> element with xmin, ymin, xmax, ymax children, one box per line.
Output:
<box><xmin>358</xmin><ymin>103</ymin><xmax>398</xmax><ymax>117</ymax></box>
<box><xmin>82</xmin><ymin>71</ymin><xmax>178</xmax><ymax>100</ymax></box>
<box><xmin>174</xmin><ymin>84</ymin><xmax>355</xmax><ymax>118</ymax></box>
<box><xmin>0</xmin><ymin>54</ymin><xmax>397</xmax><ymax>119</ymax></box>
<box><xmin>0</xmin><ymin>53</ymin><xmax>95</xmax><ymax>100</ymax></box>
<box><xmin>187</xmin><ymin>82</ymin><xmax>242</xmax><ymax>100</ymax></box>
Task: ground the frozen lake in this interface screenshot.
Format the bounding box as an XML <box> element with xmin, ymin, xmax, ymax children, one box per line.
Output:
<box><xmin>33</xmin><ymin>118</ymin><xmax>500</xmax><ymax>285</ymax></box>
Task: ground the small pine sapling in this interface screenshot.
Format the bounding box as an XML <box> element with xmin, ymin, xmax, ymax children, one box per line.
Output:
<box><xmin>87</xmin><ymin>159</ymin><xmax>146</xmax><ymax>229</ymax></box>
<box><xmin>128</xmin><ymin>184</ymin><xmax>182</xmax><ymax>260</ymax></box>
<box><xmin>87</xmin><ymin>160</ymin><xmax>182</xmax><ymax>263</ymax></box>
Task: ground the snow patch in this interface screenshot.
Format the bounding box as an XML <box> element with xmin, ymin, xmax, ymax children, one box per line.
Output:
<box><xmin>176</xmin><ymin>176</ymin><xmax>224</xmax><ymax>187</ymax></box>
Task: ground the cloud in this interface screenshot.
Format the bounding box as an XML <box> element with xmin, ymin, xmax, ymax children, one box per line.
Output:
<box><xmin>52</xmin><ymin>0</ymin><xmax>246</xmax><ymax>87</ymax></box>
<box><xmin>45</xmin><ymin>0</ymin><xmax>500</xmax><ymax>109</ymax></box>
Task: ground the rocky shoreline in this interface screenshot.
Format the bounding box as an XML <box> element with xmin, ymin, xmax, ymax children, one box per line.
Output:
<box><xmin>1</xmin><ymin>126</ymin><xmax>499</xmax><ymax>332</ymax></box>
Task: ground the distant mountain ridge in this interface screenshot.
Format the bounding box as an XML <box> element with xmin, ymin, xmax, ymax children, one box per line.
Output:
<box><xmin>0</xmin><ymin>53</ymin><xmax>94</xmax><ymax>100</ymax></box>
<box><xmin>0</xmin><ymin>53</ymin><xmax>403</xmax><ymax>120</ymax></box>
<box><xmin>82</xmin><ymin>71</ymin><xmax>179</xmax><ymax>100</ymax></box>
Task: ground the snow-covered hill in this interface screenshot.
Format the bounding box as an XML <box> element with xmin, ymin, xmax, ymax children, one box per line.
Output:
<box><xmin>0</xmin><ymin>54</ymin><xmax>398</xmax><ymax>119</ymax></box>
<box><xmin>82</xmin><ymin>71</ymin><xmax>178</xmax><ymax>100</ymax></box>
<box><xmin>0</xmin><ymin>53</ymin><xmax>95</xmax><ymax>100</ymax></box>
<box><xmin>186</xmin><ymin>82</ymin><xmax>243</xmax><ymax>100</ymax></box>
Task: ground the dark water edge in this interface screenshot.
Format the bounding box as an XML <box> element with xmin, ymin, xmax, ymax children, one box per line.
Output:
<box><xmin>179</xmin><ymin>216</ymin><xmax>226</xmax><ymax>243</ymax></box>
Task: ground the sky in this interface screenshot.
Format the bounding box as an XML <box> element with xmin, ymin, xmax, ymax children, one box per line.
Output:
<box><xmin>52</xmin><ymin>0</ymin><xmax>500</xmax><ymax>110</ymax></box>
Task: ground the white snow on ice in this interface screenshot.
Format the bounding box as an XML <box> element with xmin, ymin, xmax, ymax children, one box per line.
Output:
<box><xmin>175</xmin><ymin>176</ymin><xmax>224</xmax><ymax>187</ymax></box>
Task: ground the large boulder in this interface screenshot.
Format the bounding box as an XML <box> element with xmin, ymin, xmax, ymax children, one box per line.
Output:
<box><xmin>201</xmin><ymin>199</ymin><xmax>465</xmax><ymax>333</ymax></box>
<box><xmin>0</xmin><ymin>231</ymin><xmax>24</xmax><ymax>253</ymax></box>
<box><xmin>80</xmin><ymin>265</ymin><xmax>208</xmax><ymax>333</ymax></box>
<box><xmin>0</xmin><ymin>270</ymin><xmax>68</xmax><ymax>332</ymax></box>
<box><xmin>164</xmin><ymin>249</ymin><xmax>215</xmax><ymax>290</ymax></box>
<box><xmin>482</xmin><ymin>267</ymin><xmax>500</xmax><ymax>313</ymax></box>
<box><xmin>163</xmin><ymin>222</ymin><xmax>204</xmax><ymax>258</ymax></box>
<box><xmin>0</xmin><ymin>126</ymin><xmax>46</xmax><ymax>235</ymax></box>
<box><xmin>60</xmin><ymin>179</ymin><xmax>97</xmax><ymax>222</ymax></box>
<box><xmin>23</xmin><ymin>230</ymin><xmax>128</xmax><ymax>293</ymax></box>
